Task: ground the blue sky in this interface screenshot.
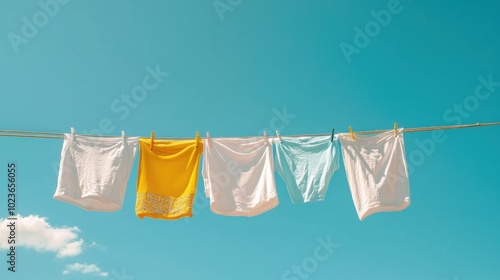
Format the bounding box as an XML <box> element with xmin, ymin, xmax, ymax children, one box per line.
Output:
<box><xmin>1</xmin><ymin>0</ymin><xmax>500</xmax><ymax>279</ymax></box>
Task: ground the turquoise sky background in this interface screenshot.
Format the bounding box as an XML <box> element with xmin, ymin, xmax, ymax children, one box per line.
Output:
<box><xmin>1</xmin><ymin>0</ymin><xmax>500</xmax><ymax>279</ymax></box>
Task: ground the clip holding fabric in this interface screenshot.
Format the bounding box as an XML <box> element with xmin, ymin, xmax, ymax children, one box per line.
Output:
<box><xmin>275</xmin><ymin>130</ymin><xmax>282</xmax><ymax>143</ymax></box>
<box><xmin>121</xmin><ymin>130</ymin><xmax>126</xmax><ymax>143</ymax></box>
<box><xmin>348</xmin><ymin>126</ymin><xmax>355</xmax><ymax>140</ymax></box>
<box><xmin>394</xmin><ymin>123</ymin><xmax>398</xmax><ymax>137</ymax></box>
<box><xmin>196</xmin><ymin>131</ymin><xmax>200</xmax><ymax>147</ymax></box>
<box><xmin>150</xmin><ymin>131</ymin><xmax>155</xmax><ymax>150</ymax></box>
<box><xmin>206</xmin><ymin>132</ymin><xmax>211</xmax><ymax>148</ymax></box>
<box><xmin>331</xmin><ymin>128</ymin><xmax>335</xmax><ymax>142</ymax></box>
<box><xmin>263</xmin><ymin>131</ymin><xmax>268</xmax><ymax>145</ymax></box>
<box><xmin>70</xmin><ymin>127</ymin><xmax>75</xmax><ymax>141</ymax></box>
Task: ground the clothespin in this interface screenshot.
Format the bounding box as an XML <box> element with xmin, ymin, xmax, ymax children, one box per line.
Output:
<box><xmin>394</xmin><ymin>123</ymin><xmax>398</xmax><ymax>137</ymax></box>
<box><xmin>206</xmin><ymin>132</ymin><xmax>211</xmax><ymax>148</ymax></box>
<box><xmin>150</xmin><ymin>131</ymin><xmax>155</xmax><ymax>150</ymax></box>
<box><xmin>70</xmin><ymin>127</ymin><xmax>75</xmax><ymax>141</ymax></box>
<box><xmin>331</xmin><ymin>128</ymin><xmax>335</xmax><ymax>142</ymax></box>
<box><xmin>196</xmin><ymin>131</ymin><xmax>200</xmax><ymax>147</ymax></box>
<box><xmin>275</xmin><ymin>130</ymin><xmax>282</xmax><ymax>143</ymax></box>
<box><xmin>121</xmin><ymin>130</ymin><xmax>126</xmax><ymax>143</ymax></box>
<box><xmin>348</xmin><ymin>126</ymin><xmax>355</xmax><ymax>140</ymax></box>
<box><xmin>263</xmin><ymin>131</ymin><xmax>268</xmax><ymax>145</ymax></box>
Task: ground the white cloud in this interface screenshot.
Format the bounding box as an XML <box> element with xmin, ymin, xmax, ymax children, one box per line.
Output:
<box><xmin>0</xmin><ymin>214</ymin><xmax>85</xmax><ymax>258</ymax></box>
<box><xmin>63</xmin><ymin>263</ymin><xmax>108</xmax><ymax>277</ymax></box>
<box><xmin>87</xmin><ymin>241</ymin><xmax>108</xmax><ymax>252</ymax></box>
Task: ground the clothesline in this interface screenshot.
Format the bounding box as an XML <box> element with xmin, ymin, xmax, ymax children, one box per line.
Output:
<box><xmin>0</xmin><ymin>121</ymin><xmax>499</xmax><ymax>140</ymax></box>
<box><xmin>9</xmin><ymin>120</ymin><xmax>498</xmax><ymax>220</ymax></box>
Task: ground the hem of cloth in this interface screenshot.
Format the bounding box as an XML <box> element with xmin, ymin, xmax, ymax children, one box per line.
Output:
<box><xmin>135</xmin><ymin>192</ymin><xmax>195</xmax><ymax>220</ymax></box>
<box><xmin>210</xmin><ymin>197</ymin><xmax>279</xmax><ymax>217</ymax></box>
<box><xmin>290</xmin><ymin>197</ymin><xmax>326</xmax><ymax>204</ymax></box>
<box><xmin>136</xmin><ymin>212</ymin><xmax>193</xmax><ymax>220</ymax></box>
<box><xmin>53</xmin><ymin>194</ymin><xmax>121</xmax><ymax>212</ymax></box>
<box><xmin>358</xmin><ymin>201</ymin><xmax>411</xmax><ymax>221</ymax></box>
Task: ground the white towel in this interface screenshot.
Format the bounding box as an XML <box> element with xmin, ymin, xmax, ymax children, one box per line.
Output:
<box><xmin>202</xmin><ymin>137</ymin><xmax>279</xmax><ymax>216</ymax></box>
<box><xmin>338</xmin><ymin>129</ymin><xmax>410</xmax><ymax>220</ymax></box>
<box><xmin>54</xmin><ymin>134</ymin><xmax>139</xmax><ymax>211</ymax></box>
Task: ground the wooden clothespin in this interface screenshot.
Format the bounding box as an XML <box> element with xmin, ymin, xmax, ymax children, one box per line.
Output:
<box><xmin>70</xmin><ymin>127</ymin><xmax>75</xmax><ymax>141</ymax></box>
<box><xmin>150</xmin><ymin>131</ymin><xmax>155</xmax><ymax>150</ymax></box>
<box><xmin>263</xmin><ymin>131</ymin><xmax>268</xmax><ymax>145</ymax></box>
<box><xmin>275</xmin><ymin>130</ymin><xmax>282</xmax><ymax>143</ymax></box>
<box><xmin>196</xmin><ymin>131</ymin><xmax>200</xmax><ymax>147</ymax></box>
<box><xmin>206</xmin><ymin>132</ymin><xmax>211</xmax><ymax>148</ymax></box>
<box><xmin>394</xmin><ymin>123</ymin><xmax>398</xmax><ymax>137</ymax></box>
<box><xmin>331</xmin><ymin>128</ymin><xmax>335</xmax><ymax>142</ymax></box>
<box><xmin>348</xmin><ymin>126</ymin><xmax>355</xmax><ymax>140</ymax></box>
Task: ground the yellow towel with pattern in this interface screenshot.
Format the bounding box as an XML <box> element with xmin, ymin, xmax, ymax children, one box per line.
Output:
<box><xmin>136</xmin><ymin>138</ymin><xmax>203</xmax><ymax>220</ymax></box>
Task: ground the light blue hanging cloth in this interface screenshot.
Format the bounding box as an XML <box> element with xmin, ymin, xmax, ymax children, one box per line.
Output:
<box><xmin>274</xmin><ymin>135</ymin><xmax>340</xmax><ymax>203</ymax></box>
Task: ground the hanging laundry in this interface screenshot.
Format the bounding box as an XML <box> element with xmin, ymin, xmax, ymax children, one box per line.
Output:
<box><xmin>202</xmin><ymin>137</ymin><xmax>278</xmax><ymax>216</ymax></box>
<box><xmin>338</xmin><ymin>129</ymin><xmax>410</xmax><ymax>220</ymax></box>
<box><xmin>274</xmin><ymin>135</ymin><xmax>340</xmax><ymax>203</ymax></box>
<box><xmin>54</xmin><ymin>134</ymin><xmax>139</xmax><ymax>211</ymax></box>
<box><xmin>135</xmin><ymin>138</ymin><xmax>203</xmax><ymax>220</ymax></box>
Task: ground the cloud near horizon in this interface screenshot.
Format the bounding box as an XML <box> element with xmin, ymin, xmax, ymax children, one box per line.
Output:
<box><xmin>63</xmin><ymin>263</ymin><xmax>109</xmax><ymax>277</ymax></box>
<box><xmin>0</xmin><ymin>214</ymin><xmax>85</xmax><ymax>258</ymax></box>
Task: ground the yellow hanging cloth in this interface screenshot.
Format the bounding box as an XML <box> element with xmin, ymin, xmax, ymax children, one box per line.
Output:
<box><xmin>135</xmin><ymin>137</ymin><xmax>203</xmax><ymax>220</ymax></box>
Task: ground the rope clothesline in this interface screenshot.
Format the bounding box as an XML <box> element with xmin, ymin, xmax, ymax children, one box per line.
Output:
<box><xmin>1</xmin><ymin>122</ymin><xmax>499</xmax><ymax>140</ymax></box>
